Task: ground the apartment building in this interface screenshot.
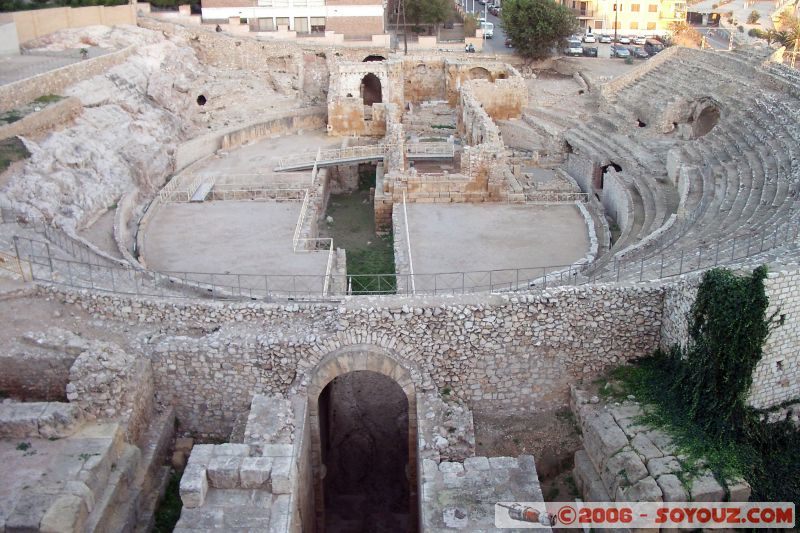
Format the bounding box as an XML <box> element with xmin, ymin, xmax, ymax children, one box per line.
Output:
<box><xmin>565</xmin><ymin>0</ymin><xmax>686</xmax><ymax>34</ymax></box>
<box><xmin>200</xmin><ymin>0</ymin><xmax>386</xmax><ymax>38</ymax></box>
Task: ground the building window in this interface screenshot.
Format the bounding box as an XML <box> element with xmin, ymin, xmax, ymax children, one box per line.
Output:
<box><xmin>648</xmin><ymin>4</ymin><xmax>658</xmax><ymax>11</ymax></box>
<box><xmin>295</xmin><ymin>17</ymin><xmax>309</xmax><ymax>33</ymax></box>
<box><xmin>595</xmin><ymin>20</ymin><xmax>604</xmax><ymax>29</ymax></box>
<box><xmin>631</xmin><ymin>4</ymin><xmax>640</xmax><ymax>11</ymax></box>
<box><xmin>257</xmin><ymin>18</ymin><xmax>274</xmax><ymax>31</ymax></box>
<box><xmin>276</xmin><ymin>16</ymin><xmax>290</xmax><ymax>29</ymax></box>
<box><xmin>630</xmin><ymin>21</ymin><xmax>639</xmax><ymax>28</ymax></box>
<box><xmin>647</xmin><ymin>21</ymin><xmax>656</xmax><ymax>29</ymax></box>
<box><xmin>310</xmin><ymin>17</ymin><xmax>326</xmax><ymax>33</ymax></box>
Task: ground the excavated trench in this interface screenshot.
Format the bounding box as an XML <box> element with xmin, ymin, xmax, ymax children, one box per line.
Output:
<box><xmin>319</xmin><ymin>371</ymin><xmax>411</xmax><ymax>532</ymax></box>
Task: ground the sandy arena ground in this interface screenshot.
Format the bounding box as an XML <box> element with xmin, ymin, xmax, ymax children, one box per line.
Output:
<box><xmin>402</xmin><ymin>203</ymin><xmax>589</xmax><ymax>291</ymax></box>
<box><xmin>194</xmin><ymin>130</ymin><xmax>342</xmax><ymax>178</ymax></box>
<box><xmin>142</xmin><ymin>201</ymin><xmax>330</xmax><ymax>294</ymax></box>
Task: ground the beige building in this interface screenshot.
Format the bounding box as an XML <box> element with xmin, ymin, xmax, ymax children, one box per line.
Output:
<box><xmin>200</xmin><ymin>0</ymin><xmax>386</xmax><ymax>39</ymax></box>
<box><xmin>564</xmin><ymin>0</ymin><xmax>686</xmax><ymax>34</ymax></box>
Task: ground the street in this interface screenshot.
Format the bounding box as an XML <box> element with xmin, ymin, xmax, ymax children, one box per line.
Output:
<box><xmin>462</xmin><ymin>0</ymin><xmax>513</xmax><ymax>54</ymax></box>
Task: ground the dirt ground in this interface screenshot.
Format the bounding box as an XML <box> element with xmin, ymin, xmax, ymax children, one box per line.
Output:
<box><xmin>473</xmin><ymin>407</ymin><xmax>582</xmax><ymax>505</ymax></box>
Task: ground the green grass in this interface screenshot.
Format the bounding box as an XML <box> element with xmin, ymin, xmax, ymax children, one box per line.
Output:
<box><xmin>606</xmin><ymin>358</ymin><xmax>800</xmax><ymax>504</ymax></box>
<box><xmin>325</xmin><ymin>167</ymin><xmax>397</xmax><ymax>294</ymax></box>
<box><xmin>33</xmin><ymin>94</ymin><xmax>63</xmax><ymax>105</ymax></box>
<box><xmin>153</xmin><ymin>470</ymin><xmax>183</xmax><ymax>532</ymax></box>
<box><xmin>0</xmin><ymin>110</ymin><xmax>23</xmax><ymax>125</ymax></box>
<box><xmin>0</xmin><ymin>137</ymin><xmax>31</xmax><ymax>173</ymax></box>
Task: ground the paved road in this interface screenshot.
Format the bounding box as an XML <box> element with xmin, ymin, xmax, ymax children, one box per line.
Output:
<box><xmin>695</xmin><ymin>26</ymin><xmax>732</xmax><ymax>50</ymax></box>
<box><xmin>462</xmin><ymin>1</ymin><xmax>513</xmax><ymax>55</ymax></box>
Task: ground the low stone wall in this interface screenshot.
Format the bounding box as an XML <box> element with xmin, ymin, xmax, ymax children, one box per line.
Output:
<box><xmin>0</xmin><ymin>97</ymin><xmax>82</xmax><ymax>141</ymax></box>
<box><xmin>220</xmin><ymin>106</ymin><xmax>327</xmax><ymax>150</ymax></box>
<box><xmin>571</xmin><ymin>386</ymin><xmax>751</xmax><ymax>503</ymax></box>
<box><xmin>47</xmin><ymin>282</ymin><xmax>664</xmax><ymax>438</ymax></box>
<box><xmin>0</xmin><ymin>45</ymin><xmax>136</xmax><ymax>114</ymax></box>
<box><xmin>9</xmin><ymin>4</ymin><xmax>137</xmax><ymax>43</ymax></box>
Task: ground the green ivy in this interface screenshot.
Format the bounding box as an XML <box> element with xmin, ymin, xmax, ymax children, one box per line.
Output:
<box><xmin>669</xmin><ymin>265</ymin><xmax>774</xmax><ymax>438</ymax></box>
<box><xmin>609</xmin><ymin>266</ymin><xmax>800</xmax><ymax>505</ymax></box>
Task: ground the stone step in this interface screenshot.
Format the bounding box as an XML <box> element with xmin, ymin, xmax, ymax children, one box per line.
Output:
<box><xmin>84</xmin><ymin>442</ymin><xmax>142</xmax><ymax>532</ymax></box>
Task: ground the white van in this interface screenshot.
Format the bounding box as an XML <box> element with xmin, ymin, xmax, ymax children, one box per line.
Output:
<box><xmin>480</xmin><ymin>21</ymin><xmax>494</xmax><ymax>38</ymax></box>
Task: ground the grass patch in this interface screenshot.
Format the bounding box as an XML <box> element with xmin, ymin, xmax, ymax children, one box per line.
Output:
<box><xmin>33</xmin><ymin>94</ymin><xmax>63</xmax><ymax>105</ymax></box>
<box><xmin>346</xmin><ymin>234</ymin><xmax>396</xmax><ymax>294</ymax></box>
<box><xmin>153</xmin><ymin>469</ymin><xmax>183</xmax><ymax>532</ymax></box>
<box><xmin>0</xmin><ymin>110</ymin><xmax>23</xmax><ymax>125</ymax></box>
<box><xmin>0</xmin><ymin>137</ymin><xmax>31</xmax><ymax>173</ymax></box>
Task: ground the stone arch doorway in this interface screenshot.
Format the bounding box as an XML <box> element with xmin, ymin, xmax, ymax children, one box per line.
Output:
<box><xmin>361</xmin><ymin>72</ymin><xmax>383</xmax><ymax>106</ymax></box>
<box><xmin>468</xmin><ymin>66</ymin><xmax>492</xmax><ymax>81</ymax></box>
<box><xmin>307</xmin><ymin>345</ymin><xmax>418</xmax><ymax>532</ymax></box>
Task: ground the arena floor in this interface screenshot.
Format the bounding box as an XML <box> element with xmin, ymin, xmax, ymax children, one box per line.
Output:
<box><xmin>401</xmin><ymin>203</ymin><xmax>589</xmax><ymax>291</ymax></box>
<box><xmin>194</xmin><ymin>130</ymin><xmax>342</xmax><ymax>177</ymax></box>
<box><xmin>142</xmin><ymin>201</ymin><xmax>330</xmax><ymax>291</ymax></box>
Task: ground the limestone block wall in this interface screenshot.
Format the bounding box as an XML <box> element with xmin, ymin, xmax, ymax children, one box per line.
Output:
<box><xmin>0</xmin><ymin>45</ymin><xmax>136</xmax><ymax>114</ymax></box>
<box><xmin>0</xmin><ymin>96</ymin><xmax>82</xmax><ymax>141</ymax></box>
<box><xmin>601</xmin><ymin>170</ymin><xmax>633</xmax><ymax>235</ymax></box>
<box><xmin>403</xmin><ymin>57</ymin><xmax>447</xmax><ymax>103</ymax></box>
<box><xmin>8</xmin><ymin>4</ymin><xmax>136</xmax><ymax>43</ymax></box>
<box><xmin>660</xmin><ymin>267</ymin><xmax>800</xmax><ymax>411</ymax></box>
<box><xmin>49</xmin><ymin>283</ymin><xmax>664</xmax><ymax>438</ymax></box>
<box><xmin>444</xmin><ymin>60</ymin><xmax>515</xmax><ymax>106</ymax></box>
<box><xmin>469</xmin><ymin>76</ymin><xmax>528</xmax><ymax>120</ymax></box>
<box><xmin>564</xmin><ymin>153</ymin><xmax>597</xmax><ymax>193</ymax></box>
<box><xmin>750</xmin><ymin>268</ymin><xmax>800</xmax><ymax>409</ymax></box>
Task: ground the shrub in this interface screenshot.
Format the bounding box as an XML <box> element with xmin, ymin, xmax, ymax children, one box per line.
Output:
<box><xmin>747</xmin><ymin>10</ymin><xmax>760</xmax><ymax>24</ymax></box>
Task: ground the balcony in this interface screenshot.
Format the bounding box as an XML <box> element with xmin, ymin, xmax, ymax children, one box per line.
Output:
<box><xmin>570</xmin><ymin>7</ymin><xmax>595</xmax><ymax>17</ymax></box>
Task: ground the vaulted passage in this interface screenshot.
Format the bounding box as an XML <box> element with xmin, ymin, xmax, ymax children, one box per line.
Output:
<box><xmin>361</xmin><ymin>73</ymin><xmax>383</xmax><ymax>106</ymax></box>
<box><xmin>319</xmin><ymin>370</ymin><xmax>411</xmax><ymax>532</ymax></box>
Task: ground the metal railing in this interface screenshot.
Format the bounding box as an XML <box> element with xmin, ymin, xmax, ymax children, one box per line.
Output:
<box><xmin>275</xmin><ymin>142</ymin><xmax>455</xmax><ymax>170</ymax></box>
<box><xmin>12</xmin><ymin>219</ymin><xmax>799</xmax><ymax>301</ymax></box>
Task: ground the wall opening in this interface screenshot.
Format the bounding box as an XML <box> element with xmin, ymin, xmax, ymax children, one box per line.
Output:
<box><xmin>692</xmin><ymin>103</ymin><xmax>720</xmax><ymax>138</ymax></box>
<box><xmin>637</xmin><ymin>119</ymin><xmax>646</xmax><ymax>128</ymax></box>
<box><xmin>361</xmin><ymin>73</ymin><xmax>383</xmax><ymax>106</ymax></box>
<box><xmin>363</xmin><ymin>54</ymin><xmax>387</xmax><ymax>62</ymax></box>
<box><xmin>598</xmin><ymin>162</ymin><xmax>622</xmax><ymax>189</ymax></box>
<box><xmin>318</xmin><ymin>370</ymin><xmax>411</xmax><ymax>531</ymax></box>
<box><xmin>468</xmin><ymin>66</ymin><xmax>492</xmax><ymax>81</ymax></box>
<box><xmin>196</xmin><ymin>94</ymin><xmax>207</xmax><ymax>106</ymax></box>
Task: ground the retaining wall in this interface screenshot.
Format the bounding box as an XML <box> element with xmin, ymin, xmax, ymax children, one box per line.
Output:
<box><xmin>0</xmin><ymin>97</ymin><xmax>82</xmax><ymax>141</ymax></box>
<box><xmin>0</xmin><ymin>45</ymin><xmax>136</xmax><ymax>113</ymax></box>
<box><xmin>7</xmin><ymin>4</ymin><xmax>137</xmax><ymax>44</ymax></box>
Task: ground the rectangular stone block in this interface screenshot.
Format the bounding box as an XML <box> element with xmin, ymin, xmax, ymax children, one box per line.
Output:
<box><xmin>656</xmin><ymin>474</ymin><xmax>688</xmax><ymax>502</ymax></box>
<box><xmin>573</xmin><ymin>449</ymin><xmax>611</xmax><ymax>502</ymax></box>
<box><xmin>180</xmin><ymin>464</ymin><xmax>209</xmax><ymax>508</ymax></box>
<box><xmin>631</xmin><ymin>433</ymin><xmax>663</xmax><ymax>461</ymax></box>
<box><xmin>38</xmin><ymin>403</ymin><xmax>84</xmax><ymax>439</ymax></box>
<box><xmin>213</xmin><ymin>443</ymin><xmax>251</xmax><ymax>457</ymax></box>
<box><xmin>601</xmin><ymin>450</ymin><xmax>648</xmax><ymax>496</ymax></box>
<box><xmin>0</xmin><ymin>402</ymin><xmax>45</xmax><ymax>438</ymax></box>
<box><xmin>262</xmin><ymin>443</ymin><xmax>293</xmax><ymax>457</ymax></box>
<box><xmin>615</xmin><ymin>475</ymin><xmax>663</xmax><ymax>502</ymax></box>
<box><xmin>269</xmin><ymin>494</ymin><xmax>291</xmax><ymax>533</ymax></box>
<box><xmin>207</xmin><ymin>455</ymin><xmax>242</xmax><ymax>489</ymax></box>
<box><xmin>240</xmin><ymin>456</ymin><xmax>273</xmax><ymax>489</ymax></box>
<box><xmin>186</xmin><ymin>444</ymin><xmax>215</xmax><ymax>468</ymax></box>
<box><xmin>689</xmin><ymin>471</ymin><xmax>724</xmax><ymax>502</ymax></box>
<box><xmin>582</xmin><ymin>411</ymin><xmax>630</xmax><ymax>472</ymax></box>
<box><xmin>726</xmin><ymin>478</ymin><xmax>752</xmax><ymax>502</ymax></box>
<box><xmin>270</xmin><ymin>456</ymin><xmax>293</xmax><ymax>494</ymax></box>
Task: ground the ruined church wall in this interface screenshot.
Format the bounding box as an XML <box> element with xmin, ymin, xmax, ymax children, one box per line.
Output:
<box><xmin>48</xmin><ymin>284</ymin><xmax>664</xmax><ymax>438</ymax></box>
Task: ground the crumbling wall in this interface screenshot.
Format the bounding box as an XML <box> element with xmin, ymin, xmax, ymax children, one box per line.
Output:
<box><xmin>403</xmin><ymin>57</ymin><xmax>447</xmax><ymax>103</ymax></box>
<box><xmin>468</xmin><ymin>76</ymin><xmax>527</xmax><ymax>120</ymax></box>
<box><xmin>67</xmin><ymin>340</ymin><xmax>154</xmax><ymax>442</ymax></box>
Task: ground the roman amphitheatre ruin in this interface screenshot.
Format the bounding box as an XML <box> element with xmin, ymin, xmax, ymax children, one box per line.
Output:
<box><xmin>0</xmin><ymin>10</ymin><xmax>798</xmax><ymax>533</ymax></box>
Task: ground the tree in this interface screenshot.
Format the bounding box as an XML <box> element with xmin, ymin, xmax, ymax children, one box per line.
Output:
<box><xmin>406</xmin><ymin>0</ymin><xmax>451</xmax><ymax>34</ymax></box>
<box><xmin>776</xmin><ymin>12</ymin><xmax>800</xmax><ymax>51</ymax></box>
<box><xmin>501</xmin><ymin>0</ymin><xmax>578</xmax><ymax>59</ymax></box>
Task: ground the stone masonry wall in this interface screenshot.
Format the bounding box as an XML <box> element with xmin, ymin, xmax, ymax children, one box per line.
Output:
<box><xmin>49</xmin><ymin>284</ymin><xmax>664</xmax><ymax>438</ymax></box>
<box><xmin>0</xmin><ymin>96</ymin><xmax>82</xmax><ymax>142</ymax></box>
<box><xmin>0</xmin><ymin>45</ymin><xmax>136</xmax><ymax>113</ymax></box>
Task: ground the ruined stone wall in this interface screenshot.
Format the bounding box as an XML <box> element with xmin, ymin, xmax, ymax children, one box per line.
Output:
<box><xmin>0</xmin><ymin>96</ymin><xmax>82</xmax><ymax>141</ymax></box>
<box><xmin>50</xmin><ymin>284</ymin><xmax>664</xmax><ymax>438</ymax></box>
<box><xmin>601</xmin><ymin>170</ymin><xmax>633</xmax><ymax>235</ymax></box>
<box><xmin>0</xmin><ymin>45</ymin><xmax>136</xmax><ymax>114</ymax></box>
<box><xmin>564</xmin><ymin>153</ymin><xmax>597</xmax><ymax>193</ymax></box>
<box><xmin>444</xmin><ymin>60</ymin><xmax>515</xmax><ymax>106</ymax></box>
<box><xmin>468</xmin><ymin>76</ymin><xmax>527</xmax><ymax>120</ymax></box>
<box><xmin>403</xmin><ymin>57</ymin><xmax>447</xmax><ymax>103</ymax></box>
<box><xmin>660</xmin><ymin>267</ymin><xmax>800</xmax><ymax>411</ymax></box>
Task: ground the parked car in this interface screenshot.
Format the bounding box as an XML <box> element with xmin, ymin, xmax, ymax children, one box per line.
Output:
<box><xmin>610</xmin><ymin>45</ymin><xmax>631</xmax><ymax>58</ymax></box>
<box><xmin>617</xmin><ymin>35</ymin><xmax>631</xmax><ymax>44</ymax></box>
<box><xmin>489</xmin><ymin>6</ymin><xmax>500</xmax><ymax>15</ymax></box>
<box><xmin>583</xmin><ymin>46</ymin><xmax>598</xmax><ymax>57</ymax></box>
<box><xmin>599</xmin><ymin>34</ymin><xmax>612</xmax><ymax>43</ymax></box>
<box><xmin>480</xmin><ymin>21</ymin><xmax>494</xmax><ymax>38</ymax></box>
<box><xmin>629</xmin><ymin>46</ymin><xmax>649</xmax><ymax>58</ymax></box>
<box><xmin>465</xmin><ymin>43</ymin><xmax>476</xmax><ymax>53</ymax></box>
<box><xmin>633</xmin><ymin>35</ymin><xmax>647</xmax><ymax>45</ymax></box>
<box><xmin>564</xmin><ymin>39</ymin><xmax>584</xmax><ymax>56</ymax></box>
<box><xmin>583</xmin><ymin>33</ymin><xmax>597</xmax><ymax>43</ymax></box>
<box><xmin>504</xmin><ymin>37</ymin><xmax>513</xmax><ymax>48</ymax></box>
<box><xmin>644</xmin><ymin>38</ymin><xmax>665</xmax><ymax>56</ymax></box>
